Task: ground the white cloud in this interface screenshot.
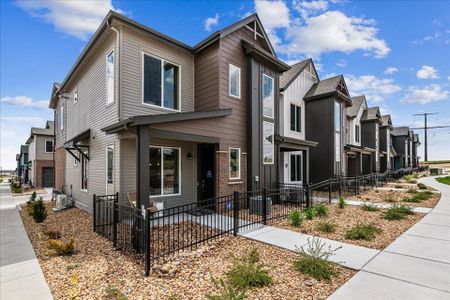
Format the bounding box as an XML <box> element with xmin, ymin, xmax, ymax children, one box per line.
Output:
<box><xmin>204</xmin><ymin>13</ymin><xmax>219</xmax><ymax>31</ymax></box>
<box><xmin>16</xmin><ymin>0</ymin><xmax>123</xmax><ymax>40</ymax></box>
<box><xmin>416</xmin><ymin>65</ymin><xmax>440</xmax><ymax>79</ymax></box>
<box><xmin>412</xmin><ymin>32</ymin><xmax>441</xmax><ymax>44</ymax></box>
<box><xmin>294</xmin><ymin>0</ymin><xmax>328</xmax><ymax>19</ymax></box>
<box><xmin>345</xmin><ymin>75</ymin><xmax>401</xmax><ymax>103</ymax></box>
<box><xmin>384</xmin><ymin>67</ymin><xmax>398</xmax><ymax>75</ymax></box>
<box><xmin>336</xmin><ymin>59</ymin><xmax>347</xmax><ymax>67</ymax></box>
<box><xmin>448</xmin><ymin>76</ymin><xmax>450</xmax><ymax>81</ymax></box>
<box><xmin>401</xmin><ymin>84</ymin><xmax>449</xmax><ymax>104</ymax></box>
<box><xmin>1</xmin><ymin>96</ymin><xmax>49</xmax><ymax>110</ymax></box>
<box><xmin>255</xmin><ymin>0</ymin><xmax>290</xmax><ymax>32</ymax></box>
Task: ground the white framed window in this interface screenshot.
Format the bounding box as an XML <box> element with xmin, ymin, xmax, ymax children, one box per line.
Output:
<box><xmin>45</xmin><ymin>140</ymin><xmax>53</xmax><ymax>153</ymax></box>
<box><xmin>142</xmin><ymin>52</ymin><xmax>180</xmax><ymax>111</ymax></box>
<box><xmin>355</xmin><ymin>125</ymin><xmax>360</xmax><ymax>143</ymax></box>
<box><xmin>262</xmin><ymin>74</ymin><xmax>274</xmax><ymax>118</ymax></box>
<box><xmin>81</xmin><ymin>152</ymin><xmax>88</xmax><ymax>190</ymax></box>
<box><xmin>60</xmin><ymin>105</ymin><xmax>64</xmax><ymax>131</ymax></box>
<box><xmin>290</xmin><ymin>104</ymin><xmax>301</xmax><ymax>132</ymax></box>
<box><xmin>229</xmin><ymin>64</ymin><xmax>241</xmax><ymax>99</ymax></box>
<box><xmin>334</xmin><ymin>101</ymin><xmax>342</xmax><ymax>176</ymax></box>
<box><xmin>106</xmin><ymin>50</ymin><xmax>115</xmax><ymax>106</ymax></box>
<box><xmin>229</xmin><ymin>147</ymin><xmax>241</xmax><ymax>180</ymax></box>
<box><xmin>290</xmin><ymin>153</ymin><xmax>303</xmax><ymax>183</ymax></box>
<box><xmin>149</xmin><ymin>146</ymin><xmax>181</xmax><ymax>196</ymax></box>
<box><xmin>263</xmin><ymin>121</ymin><xmax>274</xmax><ymax>164</ymax></box>
<box><xmin>74</xmin><ymin>89</ymin><xmax>78</xmax><ymax>104</ymax></box>
<box><xmin>106</xmin><ymin>145</ymin><xmax>114</xmax><ymax>184</ymax></box>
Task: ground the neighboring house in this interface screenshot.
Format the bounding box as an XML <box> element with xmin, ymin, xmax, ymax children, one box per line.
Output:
<box><xmin>49</xmin><ymin>82</ymin><xmax>66</xmax><ymax>191</ymax></box>
<box><xmin>278</xmin><ymin>59</ymin><xmax>319</xmax><ymax>185</ymax></box>
<box><xmin>344</xmin><ymin>95</ymin><xmax>372</xmax><ymax>176</ymax></box>
<box><xmin>391</xmin><ymin>126</ymin><xmax>410</xmax><ymax>170</ymax></box>
<box><xmin>16</xmin><ymin>145</ymin><xmax>29</xmax><ymax>183</ymax></box>
<box><xmin>304</xmin><ymin>75</ymin><xmax>352</xmax><ymax>183</ymax></box>
<box><xmin>379</xmin><ymin>115</ymin><xmax>394</xmax><ymax>172</ymax></box>
<box><xmin>26</xmin><ymin>121</ymin><xmax>54</xmax><ymax>188</ymax></box>
<box><xmin>360</xmin><ymin>107</ymin><xmax>382</xmax><ymax>173</ymax></box>
<box><xmin>412</xmin><ymin>133</ymin><xmax>420</xmax><ymax>167</ymax></box>
<box><xmin>49</xmin><ymin>11</ymin><xmax>289</xmax><ymax>212</ymax></box>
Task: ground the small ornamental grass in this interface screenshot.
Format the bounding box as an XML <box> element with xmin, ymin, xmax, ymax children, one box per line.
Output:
<box><xmin>394</xmin><ymin>184</ymin><xmax>404</xmax><ymax>189</ymax></box>
<box><xmin>403</xmin><ymin>190</ymin><xmax>432</xmax><ymax>203</ymax></box>
<box><xmin>105</xmin><ymin>285</ymin><xmax>128</xmax><ymax>300</ymax></box>
<box><xmin>293</xmin><ymin>237</ymin><xmax>341</xmax><ymax>281</ymax></box>
<box><xmin>361</xmin><ymin>203</ymin><xmax>379</xmax><ymax>212</ymax></box>
<box><xmin>314</xmin><ymin>204</ymin><xmax>329</xmax><ymax>218</ymax></box>
<box><xmin>417</xmin><ymin>183</ymin><xmax>427</xmax><ymax>190</ymax></box>
<box><xmin>304</xmin><ymin>207</ymin><xmax>315</xmax><ymax>220</ymax></box>
<box><xmin>289</xmin><ymin>210</ymin><xmax>304</xmax><ymax>227</ymax></box>
<box><xmin>345</xmin><ymin>223</ymin><xmax>382</xmax><ymax>241</ymax></box>
<box><xmin>316</xmin><ymin>221</ymin><xmax>337</xmax><ymax>233</ymax></box>
<box><xmin>384</xmin><ymin>205</ymin><xmax>414</xmax><ymax>220</ymax></box>
<box><xmin>44</xmin><ymin>229</ymin><xmax>61</xmax><ymax>239</ymax></box>
<box><xmin>384</xmin><ymin>195</ymin><xmax>396</xmax><ymax>203</ymax></box>
<box><xmin>48</xmin><ymin>238</ymin><xmax>75</xmax><ymax>256</ymax></box>
<box><xmin>226</xmin><ymin>248</ymin><xmax>272</xmax><ymax>289</ymax></box>
<box><xmin>206</xmin><ymin>278</ymin><xmax>247</xmax><ymax>300</ymax></box>
<box><xmin>338</xmin><ymin>196</ymin><xmax>346</xmax><ymax>209</ymax></box>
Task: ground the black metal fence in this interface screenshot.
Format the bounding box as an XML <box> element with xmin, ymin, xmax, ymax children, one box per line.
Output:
<box><xmin>93</xmin><ymin>168</ymin><xmax>416</xmax><ymax>276</ymax></box>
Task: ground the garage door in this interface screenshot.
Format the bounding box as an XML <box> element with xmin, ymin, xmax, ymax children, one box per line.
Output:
<box><xmin>42</xmin><ymin>167</ymin><xmax>54</xmax><ymax>187</ymax></box>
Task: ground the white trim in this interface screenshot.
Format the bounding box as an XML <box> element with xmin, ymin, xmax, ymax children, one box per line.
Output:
<box><xmin>228</xmin><ymin>147</ymin><xmax>241</xmax><ymax>180</ymax></box>
<box><xmin>81</xmin><ymin>150</ymin><xmax>88</xmax><ymax>191</ymax></box>
<box><xmin>262</xmin><ymin>74</ymin><xmax>274</xmax><ymax>119</ymax></box>
<box><xmin>44</xmin><ymin>139</ymin><xmax>53</xmax><ymax>153</ymax></box>
<box><xmin>149</xmin><ymin>145</ymin><xmax>182</xmax><ymax>197</ymax></box>
<box><xmin>228</xmin><ymin>63</ymin><xmax>241</xmax><ymax>99</ymax></box>
<box><xmin>141</xmin><ymin>51</ymin><xmax>181</xmax><ymax>112</ymax></box>
<box><xmin>289</xmin><ymin>103</ymin><xmax>301</xmax><ymax>133</ymax></box>
<box><xmin>105</xmin><ymin>145</ymin><xmax>114</xmax><ymax>194</ymax></box>
<box><xmin>60</xmin><ymin>105</ymin><xmax>64</xmax><ymax>131</ymax></box>
<box><xmin>106</xmin><ymin>49</ymin><xmax>115</xmax><ymax>107</ymax></box>
<box><xmin>262</xmin><ymin>121</ymin><xmax>274</xmax><ymax>165</ymax></box>
<box><xmin>288</xmin><ymin>152</ymin><xmax>303</xmax><ymax>184</ymax></box>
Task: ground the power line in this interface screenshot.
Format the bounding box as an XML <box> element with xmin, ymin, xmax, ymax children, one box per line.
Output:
<box><xmin>411</xmin><ymin>112</ymin><xmax>450</xmax><ymax>161</ymax></box>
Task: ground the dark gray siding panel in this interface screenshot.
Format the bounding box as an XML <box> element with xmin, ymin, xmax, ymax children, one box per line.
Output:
<box><xmin>393</xmin><ymin>136</ymin><xmax>406</xmax><ymax>155</ymax></box>
<box><xmin>379</xmin><ymin>127</ymin><xmax>387</xmax><ymax>151</ymax></box>
<box><xmin>195</xmin><ymin>41</ymin><xmax>220</xmax><ymax>111</ymax></box>
<box><xmin>362</xmin><ymin>122</ymin><xmax>375</xmax><ymax>149</ymax></box>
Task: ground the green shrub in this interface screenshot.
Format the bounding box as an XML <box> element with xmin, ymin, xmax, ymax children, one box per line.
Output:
<box><xmin>48</xmin><ymin>238</ymin><xmax>75</xmax><ymax>255</ymax></box>
<box><xmin>293</xmin><ymin>237</ymin><xmax>341</xmax><ymax>281</ymax></box>
<box><xmin>384</xmin><ymin>195</ymin><xmax>396</xmax><ymax>203</ymax></box>
<box><xmin>226</xmin><ymin>248</ymin><xmax>272</xmax><ymax>289</ymax></box>
<box><xmin>361</xmin><ymin>203</ymin><xmax>379</xmax><ymax>211</ymax></box>
<box><xmin>384</xmin><ymin>205</ymin><xmax>414</xmax><ymax>220</ymax></box>
<box><xmin>14</xmin><ymin>187</ymin><xmax>22</xmax><ymax>193</ymax></box>
<box><xmin>317</xmin><ymin>221</ymin><xmax>337</xmax><ymax>233</ymax></box>
<box><xmin>289</xmin><ymin>210</ymin><xmax>304</xmax><ymax>227</ymax></box>
<box><xmin>314</xmin><ymin>204</ymin><xmax>328</xmax><ymax>218</ymax></box>
<box><xmin>407</xmin><ymin>179</ymin><xmax>417</xmax><ymax>184</ymax></box>
<box><xmin>304</xmin><ymin>207</ymin><xmax>314</xmax><ymax>220</ymax></box>
<box><xmin>403</xmin><ymin>191</ymin><xmax>432</xmax><ymax>203</ymax></box>
<box><xmin>338</xmin><ymin>196</ymin><xmax>346</xmax><ymax>209</ymax></box>
<box><xmin>406</xmin><ymin>189</ymin><xmax>417</xmax><ymax>194</ymax></box>
<box><xmin>105</xmin><ymin>285</ymin><xmax>128</xmax><ymax>300</ymax></box>
<box><xmin>394</xmin><ymin>184</ymin><xmax>403</xmax><ymax>189</ymax></box>
<box><xmin>30</xmin><ymin>191</ymin><xmax>37</xmax><ymax>201</ymax></box>
<box><xmin>31</xmin><ymin>199</ymin><xmax>47</xmax><ymax>223</ymax></box>
<box><xmin>206</xmin><ymin>278</ymin><xmax>247</xmax><ymax>300</ymax></box>
<box><xmin>345</xmin><ymin>223</ymin><xmax>382</xmax><ymax>241</ymax></box>
<box><xmin>417</xmin><ymin>183</ymin><xmax>427</xmax><ymax>190</ymax></box>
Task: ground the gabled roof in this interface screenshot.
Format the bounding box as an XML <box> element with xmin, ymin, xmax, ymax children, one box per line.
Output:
<box><xmin>413</xmin><ymin>133</ymin><xmax>420</xmax><ymax>143</ymax></box>
<box><xmin>392</xmin><ymin>126</ymin><xmax>410</xmax><ymax>136</ymax></box>
<box><xmin>279</xmin><ymin>58</ymin><xmax>319</xmax><ymax>91</ymax></box>
<box><xmin>241</xmin><ymin>40</ymin><xmax>289</xmax><ymax>72</ymax></box>
<box><xmin>381</xmin><ymin>114</ymin><xmax>392</xmax><ymax>127</ymax></box>
<box><xmin>49</xmin><ymin>82</ymin><xmax>62</xmax><ymax>109</ymax></box>
<box><xmin>20</xmin><ymin>145</ymin><xmax>28</xmax><ymax>154</ymax></box>
<box><xmin>347</xmin><ymin>95</ymin><xmax>367</xmax><ymax>118</ymax></box>
<box><xmin>29</xmin><ymin>121</ymin><xmax>54</xmax><ymax>140</ymax></box>
<box><xmin>361</xmin><ymin>107</ymin><xmax>381</xmax><ymax>122</ymax></box>
<box><xmin>304</xmin><ymin>75</ymin><xmax>351</xmax><ymax>103</ymax></box>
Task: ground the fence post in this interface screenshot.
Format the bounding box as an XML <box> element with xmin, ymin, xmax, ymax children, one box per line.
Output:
<box><xmin>305</xmin><ymin>184</ymin><xmax>311</xmax><ymax>208</ymax></box>
<box><xmin>328</xmin><ymin>178</ymin><xmax>332</xmax><ymax>203</ymax></box>
<box><xmin>145</xmin><ymin>208</ymin><xmax>151</xmax><ymax>276</ymax></box>
<box><xmin>262</xmin><ymin>188</ymin><xmax>267</xmax><ymax>225</ymax></box>
<box><xmin>354</xmin><ymin>176</ymin><xmax>358</xmax><ymax>196</ymax></box>
<box><xmin>233</xmin><ymin>191</ymin><xmax>239</xmax><ymax>236</ymax></box>
<box><xmin>112</xmin><ymin>201</ymin><xmax>117</xmax><ymax>248</ymax></box>
<box><xmin>338</xmin><ymin>177</ymin><xmax>342</xmax><ymax>197</ymax></box>
<box><xmin>93</xmin><ymin>194</ymin><xmax>96</xmax><ymax>232</ymax></box>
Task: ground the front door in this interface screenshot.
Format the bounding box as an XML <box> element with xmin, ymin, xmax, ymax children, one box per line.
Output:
<box><xmin>284</xmin><ymin>151</ymin><xmax>303</xmax><ymax>184</ymax></box>
<box><xmin>197</xmin><ymin>144</ymin><xmax>216</xmax><ymax>204</ymax></box>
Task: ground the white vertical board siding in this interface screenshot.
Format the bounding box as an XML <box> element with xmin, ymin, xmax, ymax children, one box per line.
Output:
<box><xmin>121</xmin><ymin>26</ymin><xmax>194</xmax><ymax>119</ymax></box>
<box><xmin>282</xmin><ymin>70</ymin><xmax>316</xmax><ymax>140</ymax></box>
<box><xmin>64</xmin><ymin>32</ymin><xmax>120</xmax><ymax>212</ymax></box>
<box><xmin>120</xmin><ymin>137</ymin><xmax>197</xmax><ymax>209</ymax></box>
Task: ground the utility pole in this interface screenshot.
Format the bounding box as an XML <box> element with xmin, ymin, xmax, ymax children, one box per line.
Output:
<box><xmin>411</xmin><ymin>112</ymin><xmax>450</xmax><ymax>161</ymax></box>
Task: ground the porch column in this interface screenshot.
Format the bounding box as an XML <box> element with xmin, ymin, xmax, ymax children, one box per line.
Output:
<box><xmin>136</xmin><ymin>125</ymin><xmax>150</xmax><ymax>208</ymax></box>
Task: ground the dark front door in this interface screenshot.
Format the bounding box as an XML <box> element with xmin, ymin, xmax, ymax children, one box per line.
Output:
<box><xmin>42</xmin><ymin>167</ymin><xmax>54</xmax><ymax>187</ymax></box>
<box><xmin>197</xmin><ymin>144</ymin><xmax>216</xmax><ymax>204</ymax></box>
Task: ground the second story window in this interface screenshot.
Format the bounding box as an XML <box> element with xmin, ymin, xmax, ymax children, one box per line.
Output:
<box><xmin>263</xmin><ymin>74</ymin><xmax>274</xmax><ymax>118</ymax></box>
<box><xmin>143</xmin><ymin>53</ymin><xmax>179</xmax><ymax>110</ymax></box>
<box><xmin>60</xmin><ymin>105</ymin><xmax>64</xmax><ymax>131</ymax></box>
<box><xmin>355</xmin><ymin>125</ymin><xmax>360</xmax><ymax>143</ymax></box>
<box><xmin>229</xmin><ymin>147</ymin><xmax>241</xmax><ymax>180</ymax></box>
<box><xmin>290</xmin><ymin>104</ymin><xmax>301</xmax><ymax>133</ymax></box>
<box><xmin>106</xmin><ymin>50</ymin><xmax>115</xmax><ymax>106</ymax></box>
<box><xmin>74</xmin><ymin>89</ymin><xmax>78</xmax><ymax>104</ymax></box>
<box><xmin>45</xmin><ymin>140</ymin><xmax>53</xmax><ymax>153</ymax></box>
<box><xmin>229</xmin><ymin>64</ymin><xmax>241</xmax><ymax>98</ymax></box>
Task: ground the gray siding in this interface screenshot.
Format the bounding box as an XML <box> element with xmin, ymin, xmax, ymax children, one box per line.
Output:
<box><xmin>393</xmin><ymin>136</ymin><xmax>407</xmax><ymax>155</ymax></box>
<box><xmin>35</xmin><ymin>135</ymin><xmax>54</xmax><ymax>160</ymax></box>
<box><xmin>195</xmin><ymin>41</ymin><xmax>220</xmax><ymax>111</ymax></box>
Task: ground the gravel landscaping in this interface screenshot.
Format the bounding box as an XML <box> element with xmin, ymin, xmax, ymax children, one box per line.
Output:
<box><xmin>273</xmin><ymin>204</ymin><xmax>424</xmax><ymax>250</ymax></box>
<box><xmin>20</xmin><ymin>202</ymin><xmax>355</xmax><ymax>299</ymax></box>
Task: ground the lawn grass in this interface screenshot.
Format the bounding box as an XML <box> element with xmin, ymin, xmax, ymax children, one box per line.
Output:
<box><xmin>436</xmin><ymin>176</ymin><xmax>450</xmax><ymax>186</ymax></box>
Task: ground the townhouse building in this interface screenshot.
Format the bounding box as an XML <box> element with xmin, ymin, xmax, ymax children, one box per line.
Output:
<box><xmin>360</xmin><ymin>107</ymin><xmax>382</xmax><ymax>173</ymax></box>
<box><xmin>412</xmin><ymin>133</ymin><xmax>421</xmax><ymax>167</ymax></box>
<box><xmin>25</xmin><ymin>121</ymin><xmax>54</xmax><ymax>188</ymax></box>
<box><xmin>15</xmin><ymin>145</ymin><xmax>29</xmax><ymax>183</ymax></box>
<box><xmin>391</xmin><ymin>126</ymin><xmax>410</xmax><ymax>170</ymax></box>
<box><xmin>379</xmin><ymin>115</ymin><xmax>394</xmax><ymax>172</ymax></box>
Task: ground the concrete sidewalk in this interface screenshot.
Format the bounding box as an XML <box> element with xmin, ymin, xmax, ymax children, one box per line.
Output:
<box><xmin>0</xmin><ymin>183</ymin><xmax>52</xmax><ymax>210</ymax></box>
<box><xmin>329</xmin><ymin>176</ymin><xmax>450</xmax><ymax>299</ymax></box>
<box><xmin>0</xmin><ymin>184</ymin><xmax>53</xmax><ymax>300</ymax></box>
<box><xmin>240</xmin><ymin>225</ymin><xmax>380</xmax><ymax>270</ymax></box>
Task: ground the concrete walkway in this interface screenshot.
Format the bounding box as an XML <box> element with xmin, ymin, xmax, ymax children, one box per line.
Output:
<box><xmin>0</xmin><ymin>183</ymin><xmax>52</xmax><ymax>210</ymax></box>
<box><xmin>329</xmin><ymin>176</ymin><xmax>450</xmax><ymax>299</ymax></box>
<box><xmin>0</xmin><ymin>183</ymin><xmax>53</xmax><ymax>300</ymax></box>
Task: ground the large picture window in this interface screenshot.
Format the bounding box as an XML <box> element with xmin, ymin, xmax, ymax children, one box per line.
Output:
<box><xmin>263</xmin><ymin>74</ymin><xmax>274</xmax><ymax>118</ymax></box>
<box><xmin>106</xmin><ymin>146</ymin><xmax>113</xmax><ymax>184</ymax></box>
<box><xmin>229</xmin><ymin>64</ymin><xmax>241</xmax><ymax>98</ymax></box>
<box><xmin>229</xmin><ymin>147</ymin><xmax>241</xmax><ymax>180</ymax></box>
<box><xmin>290</xmin><ymin>104</ymin><xmax>301</xmax><ymax>132</ymax></box>
<box><xmin>149</xmin><ymin>146</ymin><xmax>180</xmax><ymax>196</ymax></box>
<box><xmin>106</xmin><ymin>50</ymin><xmax>115</xmax><ymax>105</ymax></box>
<box><xmin>263</xmin><ymin>121</ymin><xmax>274</xmax><ymax>164</ymax></box>
<box><xmin>355</xmin><ymin>125</ymin><xmax>360</xmax><ymax>143</ymax></box>
<box><xmin>143</xmin><ymin>53</ymin><xmax>179</xmax><ymax>110</ymax></box>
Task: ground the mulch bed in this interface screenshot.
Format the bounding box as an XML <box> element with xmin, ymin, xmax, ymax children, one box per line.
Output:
<box><xmin>20</xmin><ymin>202</ymin><xmax>355</xmax><ymax>300</ymax></box>
<box><xmin>272</xmin><ymin>204</ymin><xmax>424</xmax><ymax>250</ymax></box>
<box><xmin>347</xmin><ymin>189</ymin><xmax>441</xmax><ymax>208</ymax></box>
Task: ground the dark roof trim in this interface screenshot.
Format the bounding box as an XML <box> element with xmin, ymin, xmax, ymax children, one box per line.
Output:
<box><xmin>275</xmin><ymin>135</ymin><xmax>318</xmax><ymax>148</ymax></box>
<box><xmin>102</xmin><ymin>109</ymin><xmax>232</xmax><ymax>134</ymax></box>
<box><xmin>280</xmin><ymin>58</ymin><xmax>317</xmax><ymax>92</ymax></box>
<box><xmin>242</xmin><ymin>40</ymin><xmax>290</xmax><ymax>72</ymax></box>
<box><xmin>64</xmin><ymin>129</ymin><xmax>91</xmax><ymax>148</ymax></box>
<box><xmin>149</xmin><ymin>129</ymin><xmax>220</xmax><ymax>144</ymax></box>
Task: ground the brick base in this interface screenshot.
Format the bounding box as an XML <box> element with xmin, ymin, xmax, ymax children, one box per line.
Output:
<box><xmin>54</xmin><ymin>147</ymin><xmax>66</xmax><ymax>190</ymax></box>
<box><xmin>33</xmin><ymin>160</ymin><xmax>54</xmax><ymax>188</ymax></box>
<box><xmin>216</xmin><ymin>151</ymin><xmax>247</xmax><ymax>197</ymax></box>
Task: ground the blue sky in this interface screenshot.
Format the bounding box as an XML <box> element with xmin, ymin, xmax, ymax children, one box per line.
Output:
<box><xmin>1</xmin><ymin>0</ymin><xmax>449</xmax><ymax>169</ymax></box>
